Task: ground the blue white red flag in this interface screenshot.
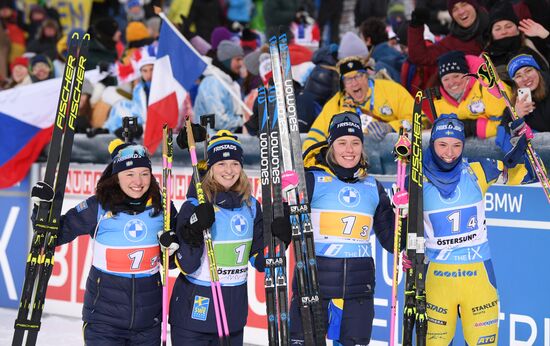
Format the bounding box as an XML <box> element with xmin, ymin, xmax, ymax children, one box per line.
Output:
<box><xmin>145</xmin><ymin>17</ymin><xmax>207</xmax><ymax>153</ymax></box>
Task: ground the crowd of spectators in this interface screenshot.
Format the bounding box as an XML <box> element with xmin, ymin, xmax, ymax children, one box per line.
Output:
<box><xmin>0</xmin><ymin>0</ymin><xmax>549</xmax><ymax>153</ymax></box>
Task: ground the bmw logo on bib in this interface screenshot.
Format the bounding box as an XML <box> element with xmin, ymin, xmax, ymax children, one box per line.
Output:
<box><xmin>338</xmin><ymin>186</ymin><xmax>360</xmax><ymax>207</ymax></box>
<box><xmin>231</xmin><ymin>214</ymin><xmax>248</xmax><ymax>236</ymax></box>
<box><xmin>124</xmin><ymin>219</ymin><xmax>148</xmax><ymax>242</ymax></box>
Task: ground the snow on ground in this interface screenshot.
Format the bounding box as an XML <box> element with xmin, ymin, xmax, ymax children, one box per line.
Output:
<box><xmin>1</xmin><ymin>307</ymin><xmax>266</xmax><ymax>345</ymax></box>
<box><xmin>1</xmin><ymin>307</ymin><xmax>85</xmax><ymax>345</ymax></box>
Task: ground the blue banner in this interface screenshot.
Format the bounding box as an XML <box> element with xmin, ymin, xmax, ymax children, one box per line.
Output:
<box><xmin>370</xmin><ymin>181</ymin><xmax>549</xmax><ymax>345</ymax></box>
<box><xmin>0</xmin><ymin>175</ymin><xmax>30</xmax><ymax>308</ymax></box>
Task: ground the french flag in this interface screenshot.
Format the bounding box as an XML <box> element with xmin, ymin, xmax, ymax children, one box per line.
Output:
<box><xmin>144</xmin><ymin>15</ymin><xmax>207</xmax><ymax>153</ymax></box>
<box><xmin>0</xmin><ymin>79</ymin><xmax>61</xmax><ymax>189</ymax></box>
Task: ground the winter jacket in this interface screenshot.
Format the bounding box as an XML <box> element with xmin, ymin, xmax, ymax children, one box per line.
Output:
<box><xmin>354</xmin><ymin>0</ymin><xmax>389</xmax><ymax>26</ymax></box>
<box><xmin>171</xmin><ymin>187</ymin><xmax>264</xmax><ymax>333</ymax></box>
<box><xmin>54</xmin><ymin>196</ymin><xmax>176</xmax><ymax>330</ymax></box>
<box><xmin>432</xmin><ymin>78</ymin><xmax>510</xmax><ymax>138</ymax></box>
<box><xmin>263</xmin><ymin>0</ymin><xmax>299</xmax><ymax>38</ymax></box>
<box><xmin>298</xmin><ymin>150</ymin><xmax>398</xmax><ymax>299</ymax></box>
<box><xmin>303</xmin><ymin>79</ymin><xmax>414</xmax><ymax>151</ymax></box>
<box><xmin>499</xmin><ymin>72</ymin><xmax>550</xmax><ymax>134</ymax></box>
<box><xmin>303</xmin><ymin>45</ymin><xmax>339</xmax><ymax>107</ymax></box>
<box><xmin>193</xmin><ymin>61</ymin><xmax>244</xmax><ymax>133</ymax></box>
<box><xmin>407</xmin><ymin>24</ymin><xmax>483</xmax><ymax>66</ymax></box>
<box><xmin>227</xmin><ymin>0</ymin><xmax>253</xmax><ymax>24</ymax></box>
<box><xmin>371</xmin><ymin>42</ymin><xmax>406</xmax><ymax>82</ymax></box>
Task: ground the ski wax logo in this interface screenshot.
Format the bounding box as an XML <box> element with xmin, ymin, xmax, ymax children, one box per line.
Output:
<box><xmin>338</xmin><ymin>186</ymin><xmax>360</xmax><ymax>207</ymax></box>
<box><xmin>476</xmin><ymin>334</ymin><xmax>496</xmax><ymax>345</ymax></box>
<box><xmin>191</xmin><ymin>295</ymin><xmax>210</xmax><ymax>321</ymax></box>
<box><xmin>124</xmin><ymin>219</ymin><xmax>148</xmax><ymax>242</ymax></box>
<box><xmin>230</xmin><ymin>214</ymin><xmax>248</xmax><ymax>236</ymax></box>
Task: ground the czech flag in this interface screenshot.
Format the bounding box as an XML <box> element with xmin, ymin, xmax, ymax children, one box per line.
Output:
<box><xmin>0</xmin><ymin>79</ymin><xmax>61</xmax><ymax>189</ymax></box>
<box><xmin>144</xmin><ymin>15</ymin><xmax>207</xmax><ymax>153</ymax></box>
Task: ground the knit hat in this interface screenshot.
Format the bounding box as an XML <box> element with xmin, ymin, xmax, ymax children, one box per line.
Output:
<box><xmin>211</xmin><ymin>26</ymin><xmax>233</xmax><ymax>50</ymax></box>
<box><xmin>328</xmin><ymin>112</ymin><xmax>364</xmax><ymax>145</ymax></box>
<box><xmin>10</xmin><ymin>56</ymin><xmax>29</xmax><ymax>73</ymax></box>
<box><xmin>447</xmin><ymin>0</ymin><xmax>478</xmax><ymax>14</ymax></box>
<box><xmin>489</xmin><ymin>1</ymin><xmax>519</xmax><ymax>29</ymax></box>
<box><xmin>216</xmin><ymin>40</ymin><xmax>244</xmax><ymax>62</ymax></box>
<box><xmin>507</xmin><ymin>54</ymin><xmax>541</xmax><ymax>78</ymax></box>
<box><xmin>126</xmin><ymin>21</ymin><xmax>151</xmax><ymax>43</ymax></box>
<box><xmin>337</xmin><ymin>56</ymin><xmax>367</xmax><ymax>77</ymax></box>
<box><xmin>337</xmin><ymin>32</ymin><xmax>369</xmax><ymax>60</ymax></box>
<box><xmin>241</xmin><ymin>28</ymin><xmax>259</xmax><ymax>53</ymax></box>
<box><xmin>109</xmin><ymin>139</ymin><xmax>152</xmax><ymax>174</ymax></box>
<box><xmin>437</xmin><ymin>50</ymin><xmax>469</xmax><ymax>78</ymax></box>
<box><xmin>430</xmin><ymin>113</ymin><xmax>465</xmax><ymax>143</ymax></box>
<box><xmin>191</xmin><ymin>35</ymin><xmax>212</xmax><ymax>56</ymax></box>
<box><xmin>207</xmin><ymin>130</ymin><xmax>244</xmax><ymax>168</ymax></box>
<box><xmin>244</xmin><ymin>49</ymin><xmax>262</xmax><ymax>76</ymax></box>
<box><xmin>30</xmin><ymin>54</ymin><xmax>52</xmax><ymax>69</ymax></box>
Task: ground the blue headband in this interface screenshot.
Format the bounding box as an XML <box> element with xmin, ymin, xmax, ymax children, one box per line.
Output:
<box><xmin>507</xmin><ymin>54</ymin><xmax>541</xmax><ymax>78</ymax></box>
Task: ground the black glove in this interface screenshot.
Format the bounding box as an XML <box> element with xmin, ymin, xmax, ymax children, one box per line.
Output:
<box><xmin>31</xmin><ymin>181</ymin><xmax>54</xmax><ymax>205</ymax></box>
<box><xmin>410</xmin><ymin>7</ymin><xmax>430</xmax><ymax>27</ymax></box>
<box><xmin>158</xmin><ymin>230</ymin><xmax>179</xmax><ymax>256</ymax></box>
<box><xmin>271</xmin><ymin>216</ymin><xmax>292</xmax><ymax>247</ymax></box>
<box><xmin>188</xmin><ymin>203</ymin><xmax>215</xmax><ymax>232</ymax></box>
<box><xmin>176</xmin><ymin>123</ymin><xmax>207</xmax><ymax>149</ymax></box>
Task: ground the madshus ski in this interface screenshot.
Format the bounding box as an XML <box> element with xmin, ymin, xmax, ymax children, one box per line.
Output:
<box><xmin>269</xmin><ymin>33</ymin><xmax>326</xmax><ymax>345</ymax></box>
<box><xmin>402</xmin><ymin>91</ymin><xmax>427</xmax><ymax>346</ymax></box>
<box><xmin>13</xmin><ymin>32</ymin><xmax>90</xmax><ymax>346</ymax></box>
<box><xmin>259</xmin><ymin>84</ymin><xmax>290</xmax><ymax>346</ymax></box>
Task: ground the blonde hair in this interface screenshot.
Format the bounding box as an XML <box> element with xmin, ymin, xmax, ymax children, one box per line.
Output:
<box><xmin>201</xmin><ymin>168</ymin><xmax>252</xmax><ymax>206</ymax></box>
<box><xmin>325</xmin><ymin>145</ymin><xmax>369</xmax><ymax>179</ymax></box>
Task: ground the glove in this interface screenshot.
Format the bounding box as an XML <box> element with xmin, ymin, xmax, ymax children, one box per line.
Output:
<box><xmin>402</xmin><ymin>252</ymin><xmax>412</xmax><ymax>271</ymax></box>
<box><xmin>281</xmin><ymin>170</ymin><xmax>299</xmax><ymax>195</ymax></box>
<box><xmin>157</xmin><ymin>230</ymin><xmax>180</xmax><ymax>256</ymax></box>
<box><xmin>410</xmin><ymin>7</ymin><xmax>430</xmax><ymax>28</ymax></box>
<box><xmin>31</xmin><ymin>182</ymin><xmax>54</xmax><ymax>206</ymax></box>
<box><xmin>176</xmin><ymin>123</ymin><xmax>207</xmax><ymax>150</ymax></box>
<box><xmin>366</xmin><ymin>121</ymin><xmax>393</xmax><ymax>142</ymax></box>
<box><xmin>271</xmin><ymin>216</ymin><xmax>292</xmax><ymax>247</ymax></box>
<box><xmin>188</xmin><ymin>203</ymin><xmax>215</xmax><ymax>232</ymax></box>
<box><xmin>510</xmin><ymin>118</ymin><xmax>534</xmax><ymax>146</ymax></box>
<box><xmin>391</xmin><ymin>184</ymin><xmax>409</xmax><ymax>218</ymax></box>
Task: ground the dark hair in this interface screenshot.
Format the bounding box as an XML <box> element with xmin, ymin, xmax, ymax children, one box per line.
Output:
<box><xmin>359</xmin><ymin>18</ymin><xmax>388</xmax><ymax>46</ymax></box>
<box><xmin>95</xmin><ymin>162</ymin><xmax>162</xmax><ymax>216</ymax></box>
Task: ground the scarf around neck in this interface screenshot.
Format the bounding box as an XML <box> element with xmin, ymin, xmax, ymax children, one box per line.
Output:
<box><xmin>423</xmin><ymin>145</ymin><xmax>464</xmax><ymax>199</ymax></box>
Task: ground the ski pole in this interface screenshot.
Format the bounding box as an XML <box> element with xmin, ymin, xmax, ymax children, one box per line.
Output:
<box><xmin>185</xmin><ymin>116</ymin><xmax>231</xmax><ymax>345</ymax></box>
<box><xmin>161</xmin><ymin>125</ymin><xmax>173</xmax><ymax>346</ymax></box>
<box><xmin>390</xmin><ymin>122</ymin><xmax>411</xmax><ymax>346</ymax></box>
<box><xmin>200</xmin><ymin>114</ymin><xmax>215</xmax><ymax>161</ymax></box>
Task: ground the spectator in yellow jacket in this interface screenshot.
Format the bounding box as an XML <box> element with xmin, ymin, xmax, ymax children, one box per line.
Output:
<box><xmin>303</xmin><ymin>56</ymin><xmax>414</xmax><ymax>152</ymax></box>
<box><xmin>431</xmin><ymin>50</ymin><xmax>510</xmax><ymax>139</ymax></box>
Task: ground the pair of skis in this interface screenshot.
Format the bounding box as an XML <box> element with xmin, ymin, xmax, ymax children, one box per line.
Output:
<box><xmin>260</xmin><ymin>34</ymin><xmax>325</xmax><ymax>345</ymax></box>
<box><xmin>184</xmin><ymin>117</ymin><xmax>231</xmax><ymax>345</ymax></box>
<box><xmin>12</xmin><ymin>32</ymin><xmax>90</xmax><ymax>346</ymax></box>
<box><xmin>384</xmin><ymin>94</ymin><xmax>426</xmax><ymax>346</ymax></box>
<box><xmin>161</xmin><ymin>125</ymin><xmax>173</xmax><ymax>346</ymax></box>
<box><xmin>258</xmin><ymin>84</ymin><xmax>290</xmax><ymax>345</ymax></box>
